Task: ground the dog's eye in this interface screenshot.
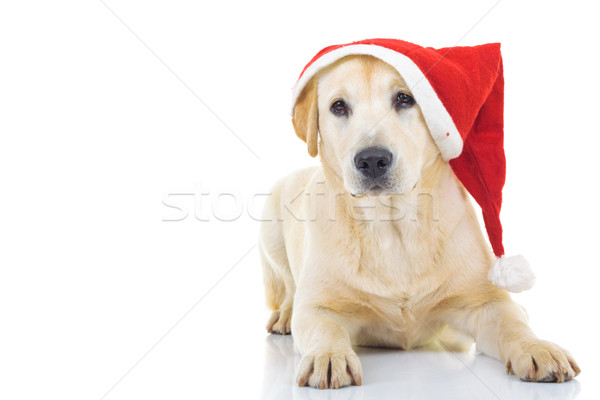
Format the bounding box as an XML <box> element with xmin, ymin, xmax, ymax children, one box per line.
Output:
<box><xmin>394</xmin><ymin>92</ymin><xmax>415</xmax><ymax>109</ymax></box>
<box><xmin>330</xmin><ymin>100</ymin><xmax>348</xmax><ymax>116</ymax></box>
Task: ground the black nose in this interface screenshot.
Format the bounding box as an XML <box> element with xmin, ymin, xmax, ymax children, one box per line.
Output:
<box><xmin>354</xmin><ymin>147</ymin><xmax>393</xmax><ymax>179</ymax></box>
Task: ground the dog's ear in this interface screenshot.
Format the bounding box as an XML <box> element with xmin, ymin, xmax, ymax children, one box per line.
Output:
<box><xmin>292</xmin><ymin>80</ymin><xmax>319</xmax><ymax>157</ymax></box>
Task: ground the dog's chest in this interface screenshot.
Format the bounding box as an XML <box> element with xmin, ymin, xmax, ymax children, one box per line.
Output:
<box><xmin>345</xmin><ymin>220</ymin><xmax>446</xmax><ymax>337</ymax></box>
<box><xmin>355</xmin><ymin>219</ymin><xmax>437</xmax><ymax>291</ymax></box>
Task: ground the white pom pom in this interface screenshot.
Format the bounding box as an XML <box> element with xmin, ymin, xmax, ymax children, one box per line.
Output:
<box><xmin>488</xmin><ymin>255</ymin><xmax>536</xmax><ymax>293</ymax></box>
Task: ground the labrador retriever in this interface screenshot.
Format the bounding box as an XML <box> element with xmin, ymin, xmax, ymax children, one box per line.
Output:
<box><xmin>258</xmin><ymin>54</ymin><xmax>579</xmax><ymax>389</ymax></box>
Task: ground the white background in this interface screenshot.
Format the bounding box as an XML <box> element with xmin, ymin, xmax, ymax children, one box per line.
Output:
<box><xmin>1</xmin><ymin>1</ymin><xmax>599</xmax><ymax>399</ymax></box>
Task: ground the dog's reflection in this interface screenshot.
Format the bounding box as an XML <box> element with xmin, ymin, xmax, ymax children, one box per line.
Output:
<box><xmin>260</xmin><ymin>335</ymin><xmax>296</xmax><ymax>399</ymax></box>
<box><xmin>261</xmin><ymin>335</ymin><xmax>580</xmax><ymax>400</ymax></box>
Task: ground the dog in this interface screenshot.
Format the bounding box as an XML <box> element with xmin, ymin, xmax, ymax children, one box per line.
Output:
<box><xmin>258</xmin><ymin>53</ymin><xmax>579</xmax><ymax>389</ymax></box>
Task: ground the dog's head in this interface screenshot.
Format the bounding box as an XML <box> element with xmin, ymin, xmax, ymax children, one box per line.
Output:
<box><xmin>292</xmin><ymin>55</ymin><xmax>440</xmax><ymax>196</ymax></box>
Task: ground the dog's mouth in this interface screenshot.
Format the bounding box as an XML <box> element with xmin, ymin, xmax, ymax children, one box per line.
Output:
<box><xmin>350</xmin><ymin>185</ymin><xmax>385</xmax><ymax>198</ymax></box>
<box><xmin>350</xmin><ymin>179</ymin><xmax>387</xmax><ymax>197</ymax></box>
<box><xmin>349</xmin><ymin>181</ymin><xmax>418</xmax><ymax>198</ymax></box>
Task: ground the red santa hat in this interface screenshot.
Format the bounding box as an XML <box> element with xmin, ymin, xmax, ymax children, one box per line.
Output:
<box><xmin>291</xmin><ymin>38</ymin><xmax>535</xmax><ymax>293</ymax></box>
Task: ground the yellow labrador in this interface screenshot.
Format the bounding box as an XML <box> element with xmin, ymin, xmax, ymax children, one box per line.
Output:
<box><xmin>259</xmin><ymin>55</ymin><xmax>579</xmax><ymax>389</ymax></box>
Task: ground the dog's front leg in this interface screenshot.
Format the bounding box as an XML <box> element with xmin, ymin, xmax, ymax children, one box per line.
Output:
<box><xmin>446</xmin><ymin>296</ymin><xmax>580</xmax><ymax>382</ymax></box>
<box><xmin>292</xmin><ymin>301</ymin><xmax>362</xmax><ymax>389</ymax></box>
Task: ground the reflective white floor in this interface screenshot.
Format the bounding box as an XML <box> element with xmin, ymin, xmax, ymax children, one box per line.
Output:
<box><xmin>261</xmin><ymin>335</ymin><xmax>581</xmax><ymax>400</ymax></box>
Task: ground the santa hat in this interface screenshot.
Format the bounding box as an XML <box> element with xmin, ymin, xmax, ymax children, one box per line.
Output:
<box><xmin>291</xmin><ymin>38</ymin><xmax>535</xmax><ymax>293</ymax></box>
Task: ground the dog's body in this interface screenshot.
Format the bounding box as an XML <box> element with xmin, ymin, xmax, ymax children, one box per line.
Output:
<box><xmin>259</xmin><ymin>55</ymin><xmax>579</xmax><ymax>389</ymax></box>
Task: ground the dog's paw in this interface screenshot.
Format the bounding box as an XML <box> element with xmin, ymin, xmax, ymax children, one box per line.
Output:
<box><xmin>296</xmin><ymin>350</ymin><xmax>362</xmax><ymax>389</ymax></box>
<box><xmin>266</xmin><ymin>308</ymin><xmax>292</xmax><ymax>335</ymax></box>
<box><xmin>506</xmin><ymin>340</ymin><xmax>580</xmax><ymax>383</ymax></box>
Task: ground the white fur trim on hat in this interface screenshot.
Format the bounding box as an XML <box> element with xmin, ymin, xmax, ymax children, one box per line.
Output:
<box><xmin>291</xmin><ymin>44</ymin><xmax>463</xmax><ymax>161</ymax></box>
<box><xmin>488</xmin><ymin>255</ymin><xmax>535</xmax><ymax>293</ymax></box>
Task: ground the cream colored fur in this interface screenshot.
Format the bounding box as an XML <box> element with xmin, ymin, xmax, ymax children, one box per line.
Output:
<box><xmin>259</xmin><ymin>55</ymin><xmax>579</xmax><ymax>389</ymax></box>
